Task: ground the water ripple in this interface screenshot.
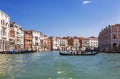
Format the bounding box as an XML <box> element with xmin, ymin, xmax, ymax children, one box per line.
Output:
<box><xmin>0</xmin><ymin>52</ymin><xmax>120</xmax><ymax>79</ymax></box>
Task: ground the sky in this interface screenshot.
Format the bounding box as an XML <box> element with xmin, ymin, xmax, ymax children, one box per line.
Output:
<box><xmin>0</xmin><ymin>0</ymin><xmax>120</xmax><ymax>37</ymax></box>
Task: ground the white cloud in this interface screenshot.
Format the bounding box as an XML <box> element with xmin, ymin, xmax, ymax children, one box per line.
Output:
<box><xmin>82</xmin><ymin>0</ymin><xmax>92</xmax><ymax>5</ymax></box>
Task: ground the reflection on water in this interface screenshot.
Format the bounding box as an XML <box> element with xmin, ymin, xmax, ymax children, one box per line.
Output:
<box><xmin>0</xmin><ymin>52</ymin><xmax>120</xmax><ymax>79</ymax></box>
<box><xmin>0</xmin><ymin>54</ymin><xmax>21</xmax><ymax>79</ymax></box>
<box><xmin>55</xmin><ymin>61</ymin><xmax>74</xmax><ymax>78</ymax></box>
<box><xmin>0</xmin><ymin>53</ymin><xmax>42</xmax><ymax>79</ymax></box>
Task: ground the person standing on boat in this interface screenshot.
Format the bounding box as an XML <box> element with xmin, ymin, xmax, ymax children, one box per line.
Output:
<box><xmin>81</xmin><ymin>50</ymin><xmax>86</xmax><ymax>54</ymax></box>
<box><xmin>69</xmin><ymin>50</ymin><xmax>73</xmax><ymax>54</ymax></box>
<box><xmin>76</xmin><ymin>51</ymin><xmax>79</xmax><ymax>54</ymax></box>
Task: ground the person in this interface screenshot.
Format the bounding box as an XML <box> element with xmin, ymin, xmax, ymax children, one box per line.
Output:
<box><xmin>81</xmin><ymin>50</ymin><xmax>85</xmax><ymax>54</ymax></box>
<box><xmin>69</xmin><ymin>50</ymin><xmax>72</xmax><ymax>54</ymax></box>
<box><xmin>76</xmin><ymin>51</ymin><xmax>79</xmax><ymax>55</ymax></box>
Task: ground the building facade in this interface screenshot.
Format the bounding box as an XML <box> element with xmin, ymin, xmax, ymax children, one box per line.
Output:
<box><xmin>24</xmin><ymin>30</ymin><xmax>33</xmax><ymax>50</ymax></box>
<box><xmin>72</xmin><ymin>37</ymin><xmax>80</xmax><ymax>51</ymax></box>
<box><xmin>10</xmin><ymin>22</ymin><xmax>24</xmax><ymax>50</ymax></box>
<box><xmin>52</xmin><ymin>37</ymin><xmax>61</xmax><ymax>51</ymax></box>
<box><xmin>32</xmin><ymin>30</ymin><xmax>41</xmax><ymax>51</ymax></box>
<box><xmin>60</xmin><ymin>38</ymin><xmax>68</xmax><ymax>51</ymax></box>
<box><xmin>20</xmin><ymin>30</ymin><xmax>24</xmax><ymax>50</ymax></box>
<box><xmin>9</xmin><ymin>22</ymin><xmax>15</xmax><ymax>50</ymax></box>
<box><xmin>66</xmin><ymin>36</ymin><xmax>73</xmax><ymax>50</ymax></box>
<box><xmin>46</xmin><ymin>37</ymin><xmax>52</xmax><ymax>51</ymax></box>
<box><xmin>80</xmin><ymin>37</ymin><xmax>89</xmax><ymax>51</ymax></box>
<box><xmin>88</xmin><ymin>37</ymin><xmax>98</xmax><ymax>49</ymax></box>
<box><xmin>98</xmin><ymin>24</ymin><xmax>120</xmax><ymax>52</ymax></box>
<box><xmin>39</xmin><ymin>33</ymin><xmax>45</xmax><ymax>51</ymax></box>
<box><xmin>52</xmin><ymin>37</ymin><xmax>68</xmax><ymax>51</ymax></box>
<box><xmin>0</xmin><ymin>10</ymin><xmax>10</xmax><ymax>51</ymax></box>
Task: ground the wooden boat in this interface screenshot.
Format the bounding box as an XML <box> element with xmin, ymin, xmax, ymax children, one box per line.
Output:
<box><xmin>59</xmin><ymin>52</ymin><xmax>99</xmax><ymax>56</ymax></box>
<box><xmin>0</xmin><ymin>50</ymin><xmax>37</xmax><ymax>54</ymax></box>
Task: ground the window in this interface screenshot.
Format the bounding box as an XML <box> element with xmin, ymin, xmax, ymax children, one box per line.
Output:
<box><xmin>119</xmin><ymin>34</ymin><xmax>120</xmax><ymax>39</ymax></box>
<box><xmin>1</xmin><ymin>20</ymin><xmax>2</xmax><ymax>24</ymax></box>
<box><xmin>1</xmin><ymin>28</ymin><xmax>6</xmax><ymax>36</ymax></box>
<box><xmin>3</xmin><ymin>20</ymin><xmax>4</xmax><ymax>25</ymax></box>
<box><xmin>35</xmin><ymin>43</ymin><xmax>38</xmax><ymax>46</ymax></box>
<box><xmin>0</xmin><ymin>43</ymin><xmax>1</xmax><ymax>49</ymax></box>
<box><xmin>114</xmin><ymin>36</ymin><xmax>116</xmax><ymax>39</ymax></box>
<box><xmin>112</xmin><ymin>27</ymin><xmax>117</xmax><ymax>32</ymax></box>
<box><xmin>112</xmin><ymin>34</ymin><xmax>117</xmax><ymax>39</ymax></box>
<box><xmin>6</xmin><ymin>22</ymin><xmax>8</xmax><ymax>26</ymax></box>
<box><xmin>35</xmin><ymin>36</ymin><xmax>38</xmax><ymax>40</ymax></box>
<box><xmin>118</xmin><ymin>27</ymin><xmax>120</xmax><ymax>32</ymax></box>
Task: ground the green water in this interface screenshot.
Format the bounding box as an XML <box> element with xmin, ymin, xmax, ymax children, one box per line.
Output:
<box><xmin>0</xmin><ymin>52</ymin><xmax>120</xmax><ymax>79</ymax></box>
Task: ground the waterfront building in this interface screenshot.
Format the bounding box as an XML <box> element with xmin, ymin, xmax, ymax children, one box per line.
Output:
<box><xmin>0</xmin><ymin>10</ymin><xmax>10</xmax><ymax>51</ymax></box>
<box><xmin>72</xmin><ymin>37</ymin><xmax>80</xmax><ymax>51</ymax></box>
<box><xmin>43</xmin><ymin>35</ymin><xmax>48</xmax><ymax>51</ymax></box>
<box><xmin>66</xmin><ymin>36</ymin><xmax>73</xmax><ymax>50</ymax></box>
<box><xmin>39</xmin><ymin>33</ymin><xmax>45</xmax><ymax>51</ymax></box>
<box><xmin>60</xmin><ymin>37</ymin><xmax>68</xmax><ymax>51</ymax></box>
<box><xmin>24</xmin><ymin>30</ymin><xmax>33</xmax><ymax>50</ymax></box>
<box><xmin>79</xmin><ymin>37</ymin><xmax>89</xmax><ymax>51</ymax></box>
<box><xmin>24</xmin><ymin>30</ymin><xmax>45</xmax><ymax>51</ymax></box>
<box><xmin>98</xmin><ymin>24</ymin><xmax>120</xmax><ymax>52</ymax></box>
<box><xmin>88</xmin><ymin>36</ymin><xmax>98</xmax><ymax>49</ymax></box>
<box><xmin>20</xmin><ymin>30</ymin><xmax>24</xmax><ymax>50</ymax></box>
<box><xmin>52</xmin><ymin>37</ymin><xmax>61</xmax><ymax>51</ymax></box>
<box><xmin>46</xmin><ymin>37</ymin><xmax>53</xmax><ymax>51</ymax></box>
<box><xmin>9</xmin><ymin>22</ymin><xmax>15</xmax><ymax>50</ymax></box>
<box><xmin>10</xmin><ymin>22</ymin><xmax>24</xmax><ymax>50</ymax></box>
<box><xmin>52</xmin><ymin>37</ymin><xmax>68</xmax><ymax>51</ymax></box>
<box><xmin>32</xmin><ymin>30</ymin><xmax>41</xmax><ymax>51</ymax></box>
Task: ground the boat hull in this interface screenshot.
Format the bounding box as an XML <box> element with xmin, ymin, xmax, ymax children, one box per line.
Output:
<box><xmin>59</xmin><ymin>52</ymin><xmax>99</xmax><ymax>56</ymax></box>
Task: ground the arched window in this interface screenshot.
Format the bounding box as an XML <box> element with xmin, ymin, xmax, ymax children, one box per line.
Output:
<box><xmin>112</xmin><ymin>34</ymin><xmax>117</xmax><ymax>39</ymax></box>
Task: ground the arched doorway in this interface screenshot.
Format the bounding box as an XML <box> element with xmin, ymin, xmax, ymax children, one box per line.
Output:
<box><xmin>113</xmin><ymin>43</ymin><xmax>117</xmax><ymax>47</ymax></box>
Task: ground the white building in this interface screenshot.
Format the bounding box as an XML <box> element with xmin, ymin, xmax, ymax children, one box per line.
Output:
<box><xmin>20</xmin><ymin>30</ymin><xmax>24</xmax><ymax>50</ymax></box>
<box><xmin>39</xmin><ymin>32</ymin><xmax>44</xmax><ymax>51</ymax></box>
<box><xmin>32</xmin><ymin>30</ymin><xmax>41</xmax><ymax>51</ymax></box>
<box><xmin>0</xmin><ymin>10</ymin><xmax>10</xmax><ymax>51</ymax></box>
<box><xmin>52</xmin><ymin>37</ymin><xmax>61</xmax><ymax>51</ymax></box>
<box><xmin>52</xmin><ymin>37</ymin><xmax>68</xmax><ymax>51</ymax></box>
<box><xmin>60</xmin><ymin>38</ymin><xmax>68</xmax><ymax>51</ymax></box>
<box><xmin>88</xmin><ymin>37</ymin><xmax>98</xmax><ymax>49</ymax></box>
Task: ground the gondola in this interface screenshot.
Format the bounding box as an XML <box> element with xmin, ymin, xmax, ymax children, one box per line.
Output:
<box><xmin>59</xmin><ymin>52</ymin><xmax>99</xmax><ymax>56</ymax></box>
<box><xmin>0</xmin><ymin>50</ymin><xmax>37</xmax><ymax>54</ymax></box>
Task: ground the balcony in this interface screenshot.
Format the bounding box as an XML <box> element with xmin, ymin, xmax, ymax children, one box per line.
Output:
<box><xmin>1</xmin><ymin>25</ymin><xmax>7</xmax><ymax>29</ymax></box>
<box><xmin>1</xmin><ymin>35</ymin><xmax>7</xmax><ymax>39</ymax></box>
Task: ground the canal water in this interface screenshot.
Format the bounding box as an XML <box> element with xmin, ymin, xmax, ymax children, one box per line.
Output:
<box><xmin>0</xmin><ymin>52</ymin><xmax>120</xmax><ymax>79</ymax></box>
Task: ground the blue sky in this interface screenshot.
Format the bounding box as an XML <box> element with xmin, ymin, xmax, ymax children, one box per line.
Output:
<box><xmin>0</xmin><ymin>0</ymin><xmax>120</xmax><ymax>37</ymax></box>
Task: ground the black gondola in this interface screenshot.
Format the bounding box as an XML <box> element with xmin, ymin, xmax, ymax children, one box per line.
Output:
<box><xmin>59</xmin><ymin>52</ymin><xmax>99</xmax><ymax>56</ymax></box>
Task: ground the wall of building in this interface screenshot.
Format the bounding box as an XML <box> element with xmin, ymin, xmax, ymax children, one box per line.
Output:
<box><xmin>24</xmin><ymin>30</ymin><xmax>33</xmax><ymax>50</ymax></box>
<box><xmin>0</xmin><ymin>10</ymin><xmax>10</xmax><ymax>51</ymax></box>
<box><xmin>98</xmin><ymin>24</ymin><xmax>120</xmax><ymax>52</ymax></box>
<box><xmin>32</xmin><ymin>30</ymin><xmax>41</xmax><ymax>51</ymax></box>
